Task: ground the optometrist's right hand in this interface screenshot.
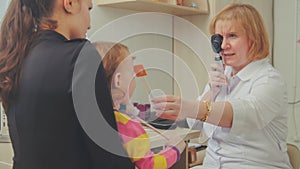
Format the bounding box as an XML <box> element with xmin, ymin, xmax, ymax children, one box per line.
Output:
<box><xmin>208</xmin><ymin>63</ymin><xmax>228</xmax><ymax>98</ymax></box>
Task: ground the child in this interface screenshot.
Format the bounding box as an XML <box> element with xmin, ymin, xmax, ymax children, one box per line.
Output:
<box><xmin>93</xmin><ymin>41</ymin><xmax>186</xmax><ymax>169</ymax></box>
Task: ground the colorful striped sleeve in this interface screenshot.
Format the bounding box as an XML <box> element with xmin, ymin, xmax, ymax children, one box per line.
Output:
<box><xmin>114</xmin><ymin>111</ymin><xmax>180</xmax><ymax>169</ymax></box>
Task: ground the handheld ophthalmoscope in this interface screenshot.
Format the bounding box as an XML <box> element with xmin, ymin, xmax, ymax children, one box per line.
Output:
<box><xmin>211</xmin><ymin>34</ymin><xmax>224</xmax><ymax>72</ymax></box>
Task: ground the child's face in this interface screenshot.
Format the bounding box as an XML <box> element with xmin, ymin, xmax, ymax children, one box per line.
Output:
<box><xmin>126</xmin><ymin>56</ymin><xmax>136</xmax><ymax>100</ymax></box>
<box><xmin>115</xmin><ymin>53</ymin><xmax>136</xmax><ymax>105</ymax></box>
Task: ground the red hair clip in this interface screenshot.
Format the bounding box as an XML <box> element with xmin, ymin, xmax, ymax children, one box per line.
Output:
<box><xmin>134</xmin><ymin>64</ymin><xmax>147</xmax><ymax>77</ymax></box>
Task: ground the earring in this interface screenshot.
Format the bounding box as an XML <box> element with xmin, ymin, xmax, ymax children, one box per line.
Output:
<box><xmin>33</xmin><ymin>24</ymin><xmax>38</xmax><ymax>32</ymax></box>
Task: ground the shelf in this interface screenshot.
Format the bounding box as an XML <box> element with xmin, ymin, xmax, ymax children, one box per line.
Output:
<box><xmin>96</xmin><ymin>0</ymin><xmax>209</xmax><ymax>16</ymax></box>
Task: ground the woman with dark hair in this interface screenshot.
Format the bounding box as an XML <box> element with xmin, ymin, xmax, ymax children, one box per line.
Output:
<box><xmin>0</xmin><ymin>0</ymin><xmax>135</xmax><ymax>169</ymax></box>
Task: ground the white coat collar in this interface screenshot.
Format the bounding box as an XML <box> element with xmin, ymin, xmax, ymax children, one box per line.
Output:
<box><xmin>225</xmin><ymin>58</ymin><xmax>270</xmax><ymax>82</ymax></box>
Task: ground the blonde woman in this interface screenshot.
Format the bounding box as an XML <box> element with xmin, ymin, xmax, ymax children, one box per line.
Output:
<box><xmin>152</xmin><ymin>3</ymin><xmax>292</xmax><ymax>169</ymax></box>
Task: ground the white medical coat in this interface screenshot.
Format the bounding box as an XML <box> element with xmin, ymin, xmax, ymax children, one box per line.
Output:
<box><xmin>188</xmin><ymin>58</ymin><xmax>292</xmax><ymax>169</ymax></box>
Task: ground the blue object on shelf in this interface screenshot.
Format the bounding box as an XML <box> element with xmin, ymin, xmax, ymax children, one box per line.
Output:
<box><xmin>190</xmin><ymin>2</ymin><xmax>197</xmax><ymax>8</ymax></box>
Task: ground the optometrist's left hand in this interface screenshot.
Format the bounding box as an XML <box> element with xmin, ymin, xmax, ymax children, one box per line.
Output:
<box><xmin>151</xmin><ymin>95</ymin><xmax>199</xmax><ymax>121</ymax></box>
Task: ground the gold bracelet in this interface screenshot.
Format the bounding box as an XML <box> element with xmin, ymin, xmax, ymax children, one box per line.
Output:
<box><xmin>200</xmin><ymin>101</ymin><xmax>212</xmax><ymax>122</ymax></box>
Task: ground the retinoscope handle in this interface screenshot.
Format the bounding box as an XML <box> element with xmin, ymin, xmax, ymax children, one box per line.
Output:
<box><xmin>214</xmin><ymin>54</ymin><xmax>224</xmax><ymax>73</ymax></box>
<box><xmin>211</xmin><ymin>34</ymin><xmax>227</xmax><ymax>101</ymax></box>
<box><xmin>211</xmin><ymin>34</ymin><xmax>224</xmax><ymax>72</ymax></box>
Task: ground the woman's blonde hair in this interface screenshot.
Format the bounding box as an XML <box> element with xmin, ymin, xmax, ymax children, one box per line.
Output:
<box><xmin>209</xmin><ymin>3</ymin><xmax>269</xmax><ymax>61</ymax></box>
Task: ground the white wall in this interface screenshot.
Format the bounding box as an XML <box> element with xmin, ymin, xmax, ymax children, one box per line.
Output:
<box><xmin>89</xmin><ymin>4</ymin><xmax>174</xmax><ymax>104</ymax></box>
<box><xmin>273</xmin><ymin>0</ymin><xmax>300</xmax><ymax>148</ymax></box>
<box><xmin>0</xmin><ymin>0</ymin><xmax>10</xmax><ymax>19</ymax></box>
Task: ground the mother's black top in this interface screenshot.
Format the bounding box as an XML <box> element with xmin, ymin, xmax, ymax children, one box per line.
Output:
<box><xmin>6</xmin><ymin>30</ymin><xmax>134</xmax><ymax>169</ymax></box>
